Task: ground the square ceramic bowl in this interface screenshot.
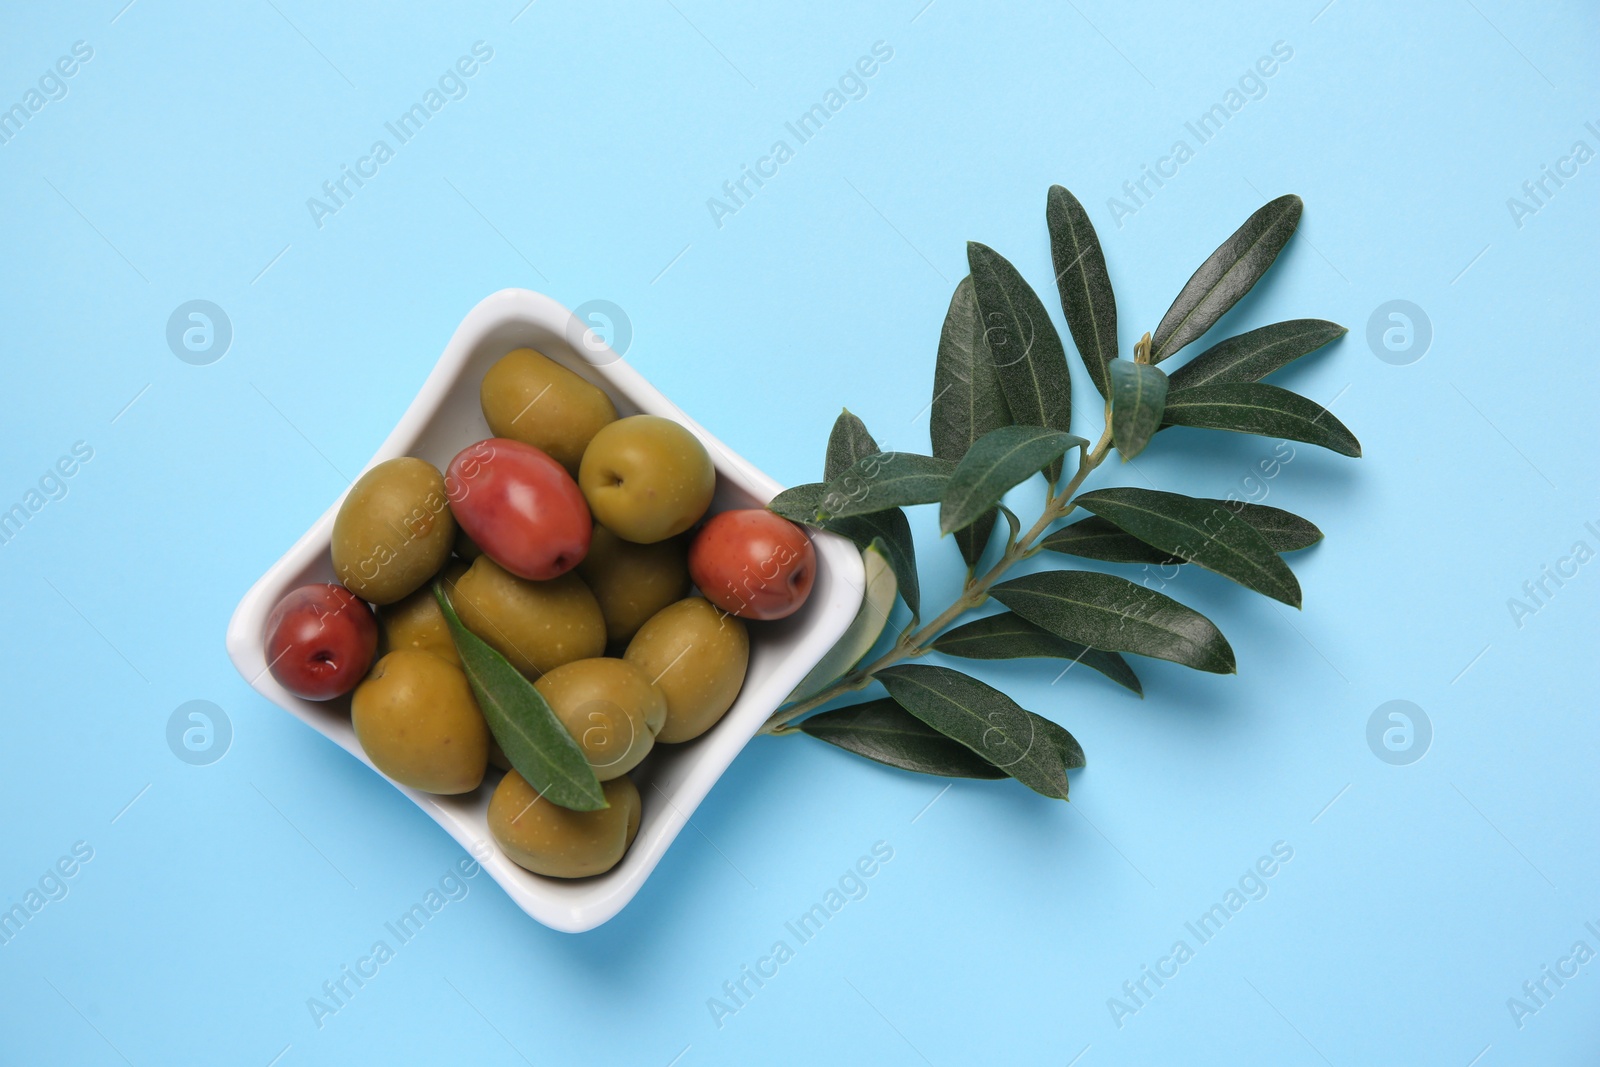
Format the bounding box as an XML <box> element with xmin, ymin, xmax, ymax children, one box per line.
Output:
<box><xmin>225</xmin><ymin>289</ymin><xmax>864</xmax><ymax>932</ymax></box>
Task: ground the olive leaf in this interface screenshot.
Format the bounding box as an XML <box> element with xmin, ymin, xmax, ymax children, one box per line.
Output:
<box><xmin>1040</xmin><ymin>516</ymin><xmax>1181</xmax><ymax>565</ymax></box>
<box><xmin>787</xmin><ymin>541</ymin><xmax>898</xmax><ymax>704</ymax></box>
<box><xmin>1042</xmin><ymin>501</ymin><xmax>1323</xmax><ymax>564</ymax></box>
<box><xmin>939</xmin><ymin>425</ymin><xmax>1085</xmax><ymax>536</ymax></box>
<box><xmin>433</xmin><ymin>583</ymin><xmax>606</xmax><ymax>812</ymax></box>
<box><xmin>1161</xmin><ymin>382</ymin><xmax>1362</xmax><ymax>457</ymax></box>
<box><xmin>1165</xmin><ymin>319</ymin><xmax>1347</xmax><ymax>390</ymax></box>
<box><xmin>817</xmin><ymin>452</ymin><xmax>955</xmax><ymax>520</ymax></box>
<box><xmin>1225</xmin><ymin>501</ymin><xmax>1323</xmax><ymax>552</ymax></box>
<box><xmin>1109</xmin><ymin>360</ymin><xmax>1169</xmax><ymax>460</ymax></box>
<box><xmin>800</xmin><ymin>698</ymin><xmax>1007</xmax><ymax>780</ymax></box>
<box><xmin>1075</xmin><ymin>487</ymin><xmax>1301</xmax><ymax>607</ymax></box>
<box><xmin>1046</xmin><ymin>184</ymin><xmax>1118</xmax><ymax>399</ymax></box>
<box><xmin>877</xmin><ymin>665</ymin><xmax>1082</xmax><ymax>799</ymax></box>
<box><xmin>768</xmin><ymin>482</ymin><xmax>921</xmax><ymax>618</ymax></box>
<box><xmin>826</xmin><ymin>408</ymin><xmax>880</xmax><ymax>481</ymax></box>
<box><xmin>933</xmin><ymin>275</ymin><xmax>1012</xmax><ymax>567</ymax></box>
<box><xmin>967</xmin><ymin>241</ymin><xmax>1074</xmax><ymax>481</ymax></box>
<box><xmin>992</xmin><ymin>570</ymin><xmax>1236</xmax><ymax>674</ymax></box>
<box><xmin>1151</xmin><ymin>194</ymin><xmax>1303</xmax><ymax>364</ymax></box>
<box><xmin>931</xmin><ymin>611</ymin><xmax>1142</xmax><ymax>695</ymax></box>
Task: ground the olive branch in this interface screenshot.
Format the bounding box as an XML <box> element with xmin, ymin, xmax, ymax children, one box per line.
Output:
<box><xmin>757</xmin><ymin>186</ymin><xmax>1359</xmax><ymax>801</ymax></box>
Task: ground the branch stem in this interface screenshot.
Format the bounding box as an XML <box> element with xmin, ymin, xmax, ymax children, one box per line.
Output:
<box><xmin>761</xmin><ymin>425</ymin><xmax>1114</xmax><ymax>736</ymax></box>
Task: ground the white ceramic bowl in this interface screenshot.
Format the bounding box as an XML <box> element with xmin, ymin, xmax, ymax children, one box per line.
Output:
<box><xmin>225</xmin><ymin>289</ymin><xmax>864</xmax><ymax>932</ymax></box>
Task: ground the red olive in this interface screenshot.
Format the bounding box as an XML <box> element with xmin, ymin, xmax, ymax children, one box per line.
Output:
<box><xmin>688</xmin><ymin>509</ymin><xmax>817</xmax><ymax>620</ymax></box>
<box><xmin>445</xmin><ymin>438</ymin><xmax>592</xmax><ymax>580</ymax></box>
<box><xmin>264</xmin><ymin>583</ymin><xmax>378</xmax><ymax>700</ymax></box>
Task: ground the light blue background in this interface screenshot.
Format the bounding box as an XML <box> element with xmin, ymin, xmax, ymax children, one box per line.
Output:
<box><xmin>2</xmin><ymin>0</ymin><xmax>1596</xmax><ymax>1063</ymax></box>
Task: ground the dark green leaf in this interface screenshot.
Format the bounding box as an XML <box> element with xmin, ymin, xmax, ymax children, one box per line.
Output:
<box><xmin>1046</xmin><ymin>185</ymin><xmax>1118</xmax><ymax>399</ymax></box>
<box><xmin>877</xmin><ymin>665</ymin><xmax>1083</xmax><ymax>798</ymax></box>
<box><xmin>1075</xmin><ymin>488</ymin><xmax>1301</xmax><ymax>606</ymax></box>
<box><xmin>1226</xmin><ymin>501</ymin><xmax>1323</xmax><ymax>552</ymax></box>
<box><xmin>1151</xmin><ymin>194</ymin><xmax>1303</xmax><ymax>363</ymax></box>
<box><xmin>1041</xmin><ymin>516</ymin><xmax>1182</xmax><ymax>565</ymax></box>
<box><xmin>817</xmin><ymin>452</ymin><xmax>955</xmax><ymax>520</ymax></box>
<box><xmin>433</xmin><ymin>583</ymin><xmax>606</xmax><ymax>811</ymax></box>
<box><xmin>933</xmin><ymin>275</ymin><xmax>1012</xmax><ymax>567</ymax></box>
<box><xmin>1109</xmin><ymin>361</ymin><xmax>1169</xmax><ymax>459</ymax></box>
<box><xmin>1166</xmin><ymin>319</ymin><xmax>1347</xmax><ymax>390</ymax></box>
<box><xmin>992</xmin><ymin>570</ymin><xmax>1236</xmax><ymax>674</ymax></box>
<box><xmin>767</xmin><ymin>483</ymin><xmax>921</xmax><ymax>617</ymax></box>
<box><xmin>767</xmin><ymin>481</ymin><xmax>827</xmax><ymax>525</ymax></box>
<box><xmin>932</xmin><ymin>612</ymin><xmax>1142</xmax><ymax>695</ymax></box>
<box><xmin>825</xmin><ymin>409</ymin><xmax>879</xmax><ymax>481</ymax></box>
<box><xmin>827</xmin><ymin>510</ymin><xmax>921</xmax><ymax>619</ymax></box>
<box><xmin>967</xmin><ymin>241</ymin><xmax>1074</xmax><ymax>480</ymax></box>
<box><xmin>1161</xmin><ymin>383</ymin><xmax>1362</xmax><ymax>457</ymax></box>
<box><xmin>799</xmin><ymin>698</ymin><xmax>1007</xmax><ymax>780</ymax></box>
<box><xmin>939</xmin><ymin>425</ymin><xmax>1085</xmax><ymax>535</ymax></box>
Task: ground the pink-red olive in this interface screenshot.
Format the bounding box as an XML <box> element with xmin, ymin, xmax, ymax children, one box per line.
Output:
<box><xmin>264</xmin><ymin>583</ymin><xmax>378</xmax><ymax>700</ymax></box>
<box><xmin>445</xmin><ymin>438</ymin><xmax>591</xmax><ymax>580</ymax></box>
<box><xmin>688</xmin><ymin>509</ymin><xmax>817</xmax><ymax>620</ymax></box>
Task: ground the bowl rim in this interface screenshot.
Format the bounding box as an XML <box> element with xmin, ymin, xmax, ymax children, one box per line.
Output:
<box><xmin>224</xmin><ymin>288</ymin><xmax>865</xmax><ymax>931</ymax></box>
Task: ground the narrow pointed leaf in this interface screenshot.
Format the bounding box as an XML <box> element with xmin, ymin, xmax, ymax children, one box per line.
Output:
<box><xmin>1041</xmin><ymin>516</ymin><xmax>1182</xmax><ymax>565</ymax></box>
<box><xmin>1109</xmin><ymin>361</ymin><xmax>1169</xmax><ymax>459</ymax></box>
<box><xmin>1043</xmin><ymin>502</ymin><xmax>1322</xmax><ymax>563</ymax></box>
<box><xmin>1166</xmin><ymin>319</ymin><xmax>1347</xmax><ymax>390</ymax></box>
<box><xmin>877</xmin><ymin>665</ymin><xmax>1082</xmax><ymax>799</ymax></box>
<box><xmin>434</xmin><ymin>584</ymin><xmax>607</xmax><ymax>811</ymax></box>
<box><xmin>1047</xmin><ymin>185</ymin><xmax>1118</xmax><ymax>398</ymax></box>
<box><xmin>992</xmin><ymin>571</ymin><xmax>1236</xmax><ymax>674</ymax></box>
<box><xmin>1075</xmin><ymin>488</ymin><xmax>1301</xmax><ymax>606</ymax></box>
<box><xmin>967</xmin><ymin>241</ymin><xmax>1073</xmax><ymax>480</ymax></box>
<box><xmin>788</xmin><ymin>542</ymin><xmax>897</xmax><ymax>703</ymax></box>
<box><xmin>940</xmin><ymin>425</ymin><xmax>1085</xmax><ymax>535</ymax></box>
<box><xmin>827</xmin><ymin>510</ymin><xmax>921</xmax><ymax>619</ymax></box>
<box><xmin>932</xmin><ymin>612</ymin><xmax>1142</xmax><ymax>695</ymax></box>
<box><xmin>932</xmin><ymin>275</ymin><xmax>1012</xmax><ymax>566</ymax></box>
<box><xmin>1151</xmin><ymin>194</ymin><xmax>1303</xmax><ymax>363</ymax></box>
<box><xmin>799</xmin><ymin>698</ymin><xmax>1007</xmax><ymax>780</ymax></box>
<box><xmin>817</xmin><ymin>452</ymin><xmax>955</xmax><ymax>520</ymax></box>
<box><xmin>1227</xmin><ymin>501</ymin><xmax>1323</xmax><ymax>552</ymax></box>
<box><xmin>825</xmin><ymin>409</ymin><xmax>879</xmax><ymax>481</ymax></box>
<box><xmin>767</xmin><ymin>481</ymin><xmax>827</xmax><ymax>526</ymax></box>
<box><xmin>767</xmin><ymin>482</ymin><xmax>920</xmax><ymax>618</ymax></box>
<box><xmin>1161</xmin><ymin>382</ymin><xmax>1362</xmax><ymax>457</ymax></box>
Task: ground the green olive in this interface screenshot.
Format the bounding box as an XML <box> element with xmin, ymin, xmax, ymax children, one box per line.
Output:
<box><xmin>578</xmin><ymin>415</ymin><xmax>715</xmax><ymax>544</ymax></box>
<box><xmin>625</xmin><ymin>597</ymin><xmax>748</xmax><ymax>743</ymax></box>
<box><xmin>332</xmin><ymin>457</ymin><xmax>455</xmax><ymax>605</ymax></box>
<box><xmin>534</xmin><ymin>657</ymin><xmax>665</xmax><ymax>780</ymax></box>
<box><xmin>480</xmin><ymin>348</ymin><xmax>618</xmax><ymax>475</ymax></box>
<box><xmin>577</xmin><ymin>525</ymin><xmax>691</xmax><ymax>645</ymax></box>
<box><xmin>352</xmin><ymin>650</ymin><xmax>489</xmax><ymax>794</ymax></box>
<box><xmin>488</xmin><ymin>770</ymin><xmax>640</xmax><ymax>878</ymax></box>
<box><xmin>376</xmin><ymin>560</ymin><xmax>468</xmax><ymax>666</ymax></box>
<box><xmin>451</xmin><ymin>556</ymin><xmax>605</xmax><ymax>677</ymax></box>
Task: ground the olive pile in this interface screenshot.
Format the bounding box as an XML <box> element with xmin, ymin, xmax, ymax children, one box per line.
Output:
<box><xmin>263</xmin><ymin>348</ymin><xmax>818</xmax><ymax>878</ymax></box>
